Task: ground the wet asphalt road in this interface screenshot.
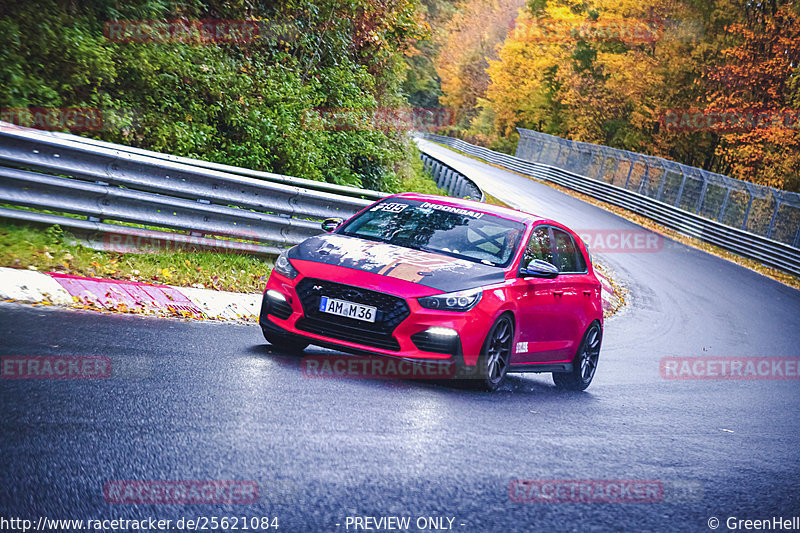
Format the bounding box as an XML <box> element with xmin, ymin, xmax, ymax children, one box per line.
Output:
<box><xmin>2</xmin><ymin>143</ymin><xmax>800</xmax><ymax>532</ymax></box>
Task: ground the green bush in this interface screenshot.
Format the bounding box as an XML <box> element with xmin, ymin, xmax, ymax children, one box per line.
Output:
<box><xmin>0</xmin><ymin>0</ymin><xmax>439</xmax><ymax>193</ymax></box>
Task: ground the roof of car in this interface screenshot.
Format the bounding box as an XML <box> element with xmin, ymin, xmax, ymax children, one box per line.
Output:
<box><xmin>391</xmin><ymin>192</ymin><xmax>543</xmax><ymax>224</ymax></box>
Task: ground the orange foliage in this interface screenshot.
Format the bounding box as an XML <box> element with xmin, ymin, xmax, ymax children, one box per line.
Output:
<box><xmin>706</xmin><ymin>4</ymin><xmax>800</xmax><ymax>190</ymax></box>
<box><xmin>436</xmin><ymin>0</ymin><xmax>526</xmax><ymax>125</ymax></box>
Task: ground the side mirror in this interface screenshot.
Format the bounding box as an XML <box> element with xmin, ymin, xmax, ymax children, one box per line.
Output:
<box><xmin>520</xmin><ymin>259</ymin><xmax>559</xmax><ymax>279</ymax></box>
<box><xmin>321</xmin><ymin>218</ymin><xmax>343</xmax><ymax>232</ymax></box>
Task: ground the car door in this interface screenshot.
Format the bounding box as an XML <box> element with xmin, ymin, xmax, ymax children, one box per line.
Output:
<box><xmin>547</xmin><ymin>227</ymin><xmax>592</xmax><ymax>360</ymax></box>
<box><xmin>510</xmin><ymin>225</ymin><xmax>570</xmax><ymax>363</ymax></box>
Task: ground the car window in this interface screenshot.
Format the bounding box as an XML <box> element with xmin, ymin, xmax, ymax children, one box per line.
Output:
<box><xmin>552</xmin><ymin>228</ymin><xmax>586</xmax><ymax>273</ymax></box>
<box><xmin>524</xmin><ymin>226</ymin><xmax>553</xmax><ymax>265</ymax></box>
<box><xmin>340</xmin><ymin>199</ymin><xmax>525</xmax><ymax>267</ymax></box>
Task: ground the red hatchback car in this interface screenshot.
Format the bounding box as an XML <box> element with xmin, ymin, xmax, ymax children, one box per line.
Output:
<box><xmin>260</xmin><ymin>193</ymin><xmax>603</xmax><ymax>391</ymax></box>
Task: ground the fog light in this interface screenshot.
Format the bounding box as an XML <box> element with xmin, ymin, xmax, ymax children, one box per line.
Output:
<box><xmin>426</xmin><ymin>327</ymin><xmax>458</xmax><ymax>337</ymax></box>
<box><xmin>267</xmin><ymin>289</ymin><xmax>287</xmax><ymax>302</ymax></box>
<box><xmin>411</xmin><ymin>327</ymin><xmax>461</xmax><ymax>355</ymax></box>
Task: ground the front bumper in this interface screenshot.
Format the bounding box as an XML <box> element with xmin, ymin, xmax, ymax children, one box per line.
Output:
<box><xmin>260</xmin><ymin>271</ymin><xmax>497</xmax><ymax>367</ymax></box>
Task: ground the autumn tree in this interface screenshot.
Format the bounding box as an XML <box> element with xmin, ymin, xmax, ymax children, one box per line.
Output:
<box><xmin>436</xmin><ymin>0</ymin><xmax>526</xmax><ymax>127</ymax></box>
<box><xmin>705</xmin><ymin>3</ymin><xmax>800</xmax><ymax>191</ymax></box>
<box><xmin>424</xmin><ymin>0</ymin><xmax>799</xmax><ymax>192</ymax></box>
<box><xmin>402</xmin><ymin>0</ymin><xmax>458</xmax><ymax>108</ymax></box>
<box><xmin>485</xmin><ymin>0</ymin><xmax>710</xmax><ymax>148</ymax></box>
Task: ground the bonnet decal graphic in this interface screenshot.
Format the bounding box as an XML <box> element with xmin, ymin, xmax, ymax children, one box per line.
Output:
<box><xmin>290</xmin><ymin>234</ymin><xmax>505</xmax><ymax>292</ymax></box>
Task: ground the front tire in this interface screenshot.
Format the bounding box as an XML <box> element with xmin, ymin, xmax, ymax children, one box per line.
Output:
<box><xmin>553</xmin><ymin>321</ymin><xmax>602</xmax><ymax>391</ymax></box>
<box><xmin>475</xmin><ymin>314</ymin><xmax>514</xmax><ymax>392</ymax></box>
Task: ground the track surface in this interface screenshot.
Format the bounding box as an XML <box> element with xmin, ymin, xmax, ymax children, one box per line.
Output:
<box><xmin>2</xmin><ymin>143</ymin><xmax>800</xmax><ymax>532</ymax></box>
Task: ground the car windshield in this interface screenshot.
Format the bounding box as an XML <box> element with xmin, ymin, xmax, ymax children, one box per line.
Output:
<box><xmin>339</xmin><ymin>198</ymin><xmax>525</xmax><ymax>267</ymax></box>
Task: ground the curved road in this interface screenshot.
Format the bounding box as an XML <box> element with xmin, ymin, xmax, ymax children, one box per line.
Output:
<box><xmin>1</xmin><ymin>142</ymin><xmax>799</xmax><ymax>532</ymax></box>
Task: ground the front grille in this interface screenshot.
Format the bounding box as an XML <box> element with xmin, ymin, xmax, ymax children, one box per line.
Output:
<box><xmin>296</xmin><ymin>317</ymin><xmax>401</xmax><ymax>351</ymax></box>
<box><xmin>294</xmin><ymin>278</ymin><xmax>410</xmax><ymax>351</ymax></box>
<box><xmin>410</xmin><ymin>331</ymin><xmax>460</xmax><ymax>355</ymax></box>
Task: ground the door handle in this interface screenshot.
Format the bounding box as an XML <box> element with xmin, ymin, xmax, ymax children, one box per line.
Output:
<box><xmin>583</xmin><ymin>290</ymin><xmax>592</xmax><ymax>296</ymax></box>
<box><xmin>553</xmin><ymin>290</ymin><xmax>563</xmax><ymax>296</ymax></box>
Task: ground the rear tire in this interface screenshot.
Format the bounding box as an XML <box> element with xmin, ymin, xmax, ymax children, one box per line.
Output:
<box><xmin>475</xmin><ymin>314</ymin><xmax>514</xmax><ymax>392</ymax></box>
<box><xmin>553</xmin><ymin>321</ymin><xmax>602</xmax><ymax>391</ymax></box>
<box><xmin>261</xmin><ymin>327</ymin><xmax>309</xmax><ymax>353</ymax></box>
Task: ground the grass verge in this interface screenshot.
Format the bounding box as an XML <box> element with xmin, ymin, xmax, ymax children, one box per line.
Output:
<box><xmin>0</xmin><ymin>220</ymin><xmax>272</xmax><ymax>293</ymax></box>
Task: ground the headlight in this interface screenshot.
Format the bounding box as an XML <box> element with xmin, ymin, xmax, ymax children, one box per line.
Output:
<box><xmin>418</xmin><ymin>288</ymin><xmax>483</xmax><ymax>312</ymax></box>
<box><xmin>273</xmin><ymin>251</ymin><xmax>299</xmax><ymax>279</ymax></box>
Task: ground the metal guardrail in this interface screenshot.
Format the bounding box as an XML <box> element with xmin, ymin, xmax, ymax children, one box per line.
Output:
<box><xmin>516</xmin><ymin>128</ymin><xmax>800</xmax><ymax>247</ymax></box>
<box><xmin>48</xmin><ymin>126</ymin><xmax>484</xmax><ymax>203</ymax></box>
<box><xmin>0</xmin><ymin>206</ymin><xmax>288</xmax><ymax>256</ymax></box>
<box><xmin>0</xmin><ymin>123</ymin><xmax>485</xmax><ymax>257</ymax></box>
<box><xmin>420</xmin><ymin>153</ymin><xmax>483</xmax><ymax>201</ymax></box>
<box><xmin>42</xmin><ymin>128</ymin><xmax>388</xmax><ymax>202</ymax></box>
<box><xmin>0</xmin><ymin>165</ymin><xmax>321</xmax><ymax>243</ymax></box>
<box><xmin>0</xmin><ymin>124</ymin><xmax>377</xmax><ymax>219</ymax></box>
<box><xmin>417</xmin><ymin>132</ymin><xmax>800</xmax><ymax>277</ymax></box>
<box><xmin>0</xmin><ymin>123</ymin><xmax>380</xmax><ymax>255</ymax></box>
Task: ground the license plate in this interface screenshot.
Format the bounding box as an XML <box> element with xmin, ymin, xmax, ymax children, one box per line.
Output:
<box><xmin>319</xmin><ymin>296</ymin><xmax>377</xmax><ymax>323</ymax></box>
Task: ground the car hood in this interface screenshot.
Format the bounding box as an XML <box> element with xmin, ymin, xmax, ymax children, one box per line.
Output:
<box><xmin>288</xmin><ymin>233</ymin><xmax>506</xmax><ymax>293</ymax></box>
